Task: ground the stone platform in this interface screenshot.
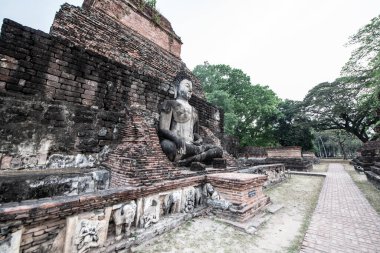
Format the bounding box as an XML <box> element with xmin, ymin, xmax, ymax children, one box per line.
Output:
<box><xmin>238</xmin><ymin>163</ymin><xmax>286</xmax><ymax>187</ymax></box>
<box><xmin>365</xmin><ymin>162</ymin><xmax>380</xmax><ymax>190</ymax></box>
<box><xmin>352</xmin><ymin>141</ymin><xmax>380</xmax><ymax>172</ymax></box>
<box><xmin>207</xmin><ymin>173</ymin><xmax>270</xmax><ymax>222</ymax></box>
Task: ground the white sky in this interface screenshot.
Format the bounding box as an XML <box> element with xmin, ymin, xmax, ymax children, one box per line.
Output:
<box><xmin>1</xmin><ymin>0</ymin><xmax>379</xmax><ymax>101</ymax></box>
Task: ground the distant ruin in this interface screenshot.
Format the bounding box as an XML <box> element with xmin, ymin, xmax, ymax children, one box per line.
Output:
<box><xmin>239</xmin><ymin>146</ymin><xmax>313</xmax><ymax>171</ymax></box>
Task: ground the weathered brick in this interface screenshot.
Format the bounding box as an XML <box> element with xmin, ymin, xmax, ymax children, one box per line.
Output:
<box><xmin>61</xmin><ymin>71</ymin><xmax>75</xmax><ymax>80</ymax></box>
<box><xmin>45</xmin><ymin>73</ymin><xmax>59</xmax><ymax>82</ymax></box>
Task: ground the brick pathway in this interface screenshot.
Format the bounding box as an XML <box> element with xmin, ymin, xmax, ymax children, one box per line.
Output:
<box><xmin>300</xmin><ymin>163</ymin><xmax>380</xmax><ymax>253</ymax></box>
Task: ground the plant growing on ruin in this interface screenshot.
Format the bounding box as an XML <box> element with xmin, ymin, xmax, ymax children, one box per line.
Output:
<box><xmin>145</xmin><ymin>0</ymin><xmax>157</xmax><ymax>9</ymax></box>
<box><xmin>152</xmin><ymin>12</ymin><xmax>161</xmax><ymax>25</ymax></box>
<box><xmin>138</xmin><ymin>0</ymin><xmax>157</xmax><ymax>11</ymax></box>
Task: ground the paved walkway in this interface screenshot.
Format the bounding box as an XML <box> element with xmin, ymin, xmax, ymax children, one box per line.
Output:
<box><xmin>300</xmin><ymin>163</ymin><xmax>380</xmax><ymax>253</ymax></box>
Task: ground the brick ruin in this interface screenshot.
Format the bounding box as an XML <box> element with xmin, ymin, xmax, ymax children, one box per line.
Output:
<box><xmin>239</xmin><ymin>146</ymin><xmax>313</xmax><ymax>171</ymax></box>
<box><xmin>0</xmin><ymin>1</ymin><xmax>273</xmax><ymax>252</ymax></box>
<box><xmin>352</xmin><ymin>140</ymin><xmax>380</xmax><ymax>190</ymax></box>
<box><xmin>351</xmin><ymin>91</ymin><xmax>380</xmax><ymax>190</ymax></box>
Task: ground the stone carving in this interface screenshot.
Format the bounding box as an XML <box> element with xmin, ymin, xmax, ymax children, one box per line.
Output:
<box><xmin>203</xmin><ymin>183</ymin><xmax>220</xmax><ymax>200</ymax></box>
<box><xmin>203</xmin><ymin>183</ymin><xmax>231</xmax><ymax>210</ymax></box>
<box><xmin>112</xmin><ymin>201</ymin><xmax>137</xmax><ymax>240</ymax></box>
<box><xmin>138</xmin><ymin>196</ymin><xmax>160</xmax><ymax>228</ymax></box>
<box><xmin>182</xmin><ymin>187</ymin><xmax>196</xmax><ymax>213</ymax></box>
<box><xmin>46</xmin><ymin>154</ymin><xmax>96</xmax><ymax>169</ymax></box>
<box><xmin>64</xmin><ymin>207</ymin><xmax>112</xmax><ymax>253</ymax></box>
<box><xmin>75</xmin><ymin>220</ymin><xmax>100</xmax><ymax>253</ymax></box>
<box><xmin>158</xmin><ymin>78</ymin><xmax>223</xmax><ymax>166</ymax></box>
<box><xmin>163</xmin><ymin>191</ymin><xmax>182</xmax><ymax>215</ymax></box>
<box><xmin>0</xmin><ymin>229</ymin><xmax>23</xmax><ymax>253</ymax></box>
<box><xmin>194</xmin><ymin>187</ymin><xmax>204</xmax><ymax>208</ymax></box>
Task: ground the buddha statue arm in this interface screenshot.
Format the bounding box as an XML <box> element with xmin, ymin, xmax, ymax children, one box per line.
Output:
<box><xmin>192</xmin><ymin>110</ymin><xmax>202</xmax><ymax>145</ymax></box>
<box><xmin>192</xmin><ymin>133</ymin><xmax>203</xmax><ymax>146</ymax></box>
<box><xmin>158</xmin><ymin>102</ymin><xmax>186</xmax><ymax>150</ymax></box>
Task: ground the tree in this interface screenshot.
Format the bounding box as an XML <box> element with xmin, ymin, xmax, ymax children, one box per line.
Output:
<box><xmin>314</xmin><ymin>130</ymin><xmax>361</xmax><ymax>159</ymax></box>
<box><xmin>342</xmin><ymin>14</ymin><xmax>380</xmax><ymax>83</ymax></box>
<box><xmin>275</xmin><ymin>100</ymin><xmax>314</xmax><ymax>151</ymax></box>
<box><xmin>303</xmin><ymin>77</ymin><xmax>379</xmax><ymax>143</ymax></box>
<box><xmin>340</xmin><ymin>14</ymin><xmax>380</xmax><ymax>140</ymax></box>
<box><xmin>305</xmin><ymin>15</ymin><xmax>380</xmax><ymax>143</ymax></box>
<box><xmin>193</xmin><ymin>62</ymin><xmax>281</xmax><ymax>146</ymax></box>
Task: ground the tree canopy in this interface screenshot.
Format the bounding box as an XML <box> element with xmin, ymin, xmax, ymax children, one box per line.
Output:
<box><xmin>303</xmin><ymin>77</ymin><xmax>379</xmax><ymax>143</ymax></box>
<box><xmin>275</xmin><ymin>100</ymin><xmax>314</xmax><ymax>151</ymax></box>
<box><xmin>303</xmin><ymin>14</ymin><xmax>380</xmax><ymax>143</ymax></box>
<box><xmin>193</xmin><ymin>63</ymin><xmax>280</xmax><ymax>147</ymax></box>
<box><xmin>342</xmin><ymin>14</ymin><xmax>380</xmax><ymax>84</ymax></box>
<box><xmin>192</xmin><ymin>15</ymin><xmax>379</xmax><ymax>151</ymax></box>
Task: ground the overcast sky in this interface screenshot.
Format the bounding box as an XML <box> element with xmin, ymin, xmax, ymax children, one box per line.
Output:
<box><xmin>1</xmin><ymin>0</ymin><xmax>379</xmax><ymax>101</ymax></box>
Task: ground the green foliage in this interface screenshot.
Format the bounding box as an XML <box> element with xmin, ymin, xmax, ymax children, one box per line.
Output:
<box><xmin>193</xmin><ymin>62</ymin><xmax>281</xmax><ymax>146</ymax></box>
<box><xmin>303</xmin><ymin>77</ymin><xmax>379</xmax><ymax>143</ymax></box>
<box><xmin>152</xmin><ymin>12</ymin><xmax>161</xmax><ymax>25</ymax></box>
<box><xmin>275</xmin><ymin>100</ymin><xmax>314</xmax><ymax>151</ymax></box>
<box><xmin>145</xmin><ymin>0</ymin><xmax>157</xmax><ymax>9</ymax></box>
<box><xmin>342</xmin><ymin>14</ymin><xmax>380</xmax><ymax>83</ymax></box>
<box><xmin>304</xmin><ymin>14</ymin><xmax>380</xmax><ymax>144</ymax></box>
<box><xmin>140</xmin><ymin>0</ymin><xmax>160</xmax><ymax>25</ymax></box>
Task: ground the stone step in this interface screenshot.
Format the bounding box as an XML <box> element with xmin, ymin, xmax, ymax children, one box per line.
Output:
<box><xmin>215</xmin><ymin>211</ymin><xmax>270</xmax><ymax>235</ymax></box>
<box><xmin>266</xmin><ymin>204</ymin><xmax>284</xmax><ymax>214</ymax></box>
<box><xmin>371</xmin><ymin>165</ymin><xmax>380</xmax><ymax>175</ymax></box>
<box><xmin>364</xmin><ymin>171</ymin><xmax>380</xmax><ymax>190</ymax></box>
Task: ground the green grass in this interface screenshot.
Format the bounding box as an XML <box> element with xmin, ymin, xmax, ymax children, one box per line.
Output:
<box><xmin>345</xmin><ymin>164</ymin><xmax>380</xmax><ymax>214</ymax></box>
<box><xmin>285</xmin><ymin>177</ymin><xmax>324</xmax><ymax>253</ymax></box>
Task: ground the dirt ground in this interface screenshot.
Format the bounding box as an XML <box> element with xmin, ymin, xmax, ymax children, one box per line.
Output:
<box><xmin>133</xmin><ymin>165</ymin><xmax>325</xmax><ymax>253</ymax></box>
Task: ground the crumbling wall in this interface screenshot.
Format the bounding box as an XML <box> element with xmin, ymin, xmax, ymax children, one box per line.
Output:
<box><xmin>0</xmin><ymin>18</ymin><xmax>224</xmax><ymax>184</ymax></box>
<box><xmin>266</xmin><ymin>146</ymin><xmax>302</xmax><ymax>158</ymax></box>
<box><xmin>50</xmin><ymin>3</ymin><xmax>204</xmax><ymax>99</ymax></box>
<box><xmin>239</xmin><ymin>146</ymin><xmax>267</xmax><ymax>159</ymax></box>
<box><xmin>82</xmin><ymin>0</ymin><xmax>182</xmax><ymax>57</ymax></box>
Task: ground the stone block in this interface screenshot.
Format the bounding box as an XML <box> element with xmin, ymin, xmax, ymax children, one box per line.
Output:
<box><xmin>212</xmin><ymin>158</ymin><xmax>227</xmax><ymax>168</ymax></box>
<box><xmin>0</xmin><ymin>227</ymin><xmax>23</xmax><ymax>253</ymax></box>
<box><xmin>190</xmin><ymin>162</ymin><xmax>206</xmax><ymax>171</ymax></box>
<box><xmin>266</xmin><ymin>204</ymin><xmax>283</xmax><ymax>214</ymax></box>
<box><xmin>1</xmin><ymin>155</ymin><xmax>12</xmax><ymax>169</ymax></box>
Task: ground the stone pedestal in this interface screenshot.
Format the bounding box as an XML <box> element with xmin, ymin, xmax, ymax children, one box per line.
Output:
<box><xmin>365</xmin><ymin>162</ymin><xmax>380</xmax><ymax>190</ymax></box>
<box><xmin>353</xmin><ymin>141</ymin><xmax>380</xmax><ymax>172</ymax></box>
<box><xmin>212</xmin><ymin>158</ymin><xmax>227</xmax><ymax>169</ymax></box>
<box><xmin>207</xmin><ymin>173</ymin><xmax>270</xmax><ymax>222</ymax></box>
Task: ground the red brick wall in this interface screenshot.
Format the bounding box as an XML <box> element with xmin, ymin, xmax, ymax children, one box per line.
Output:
<box><xmin>50</xmin><ymin>4</ymin><xmax>204</xmax><ymax>99</ymax></box>
<box><xmin>267</xmin><ymin>146</ymin><xmax>302</xmax><ymax>158</ymax></box>
<box><xmin>82</xmin><ymin>0</ymin><xmax>182</xmax><ymax>57</ymax></box>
